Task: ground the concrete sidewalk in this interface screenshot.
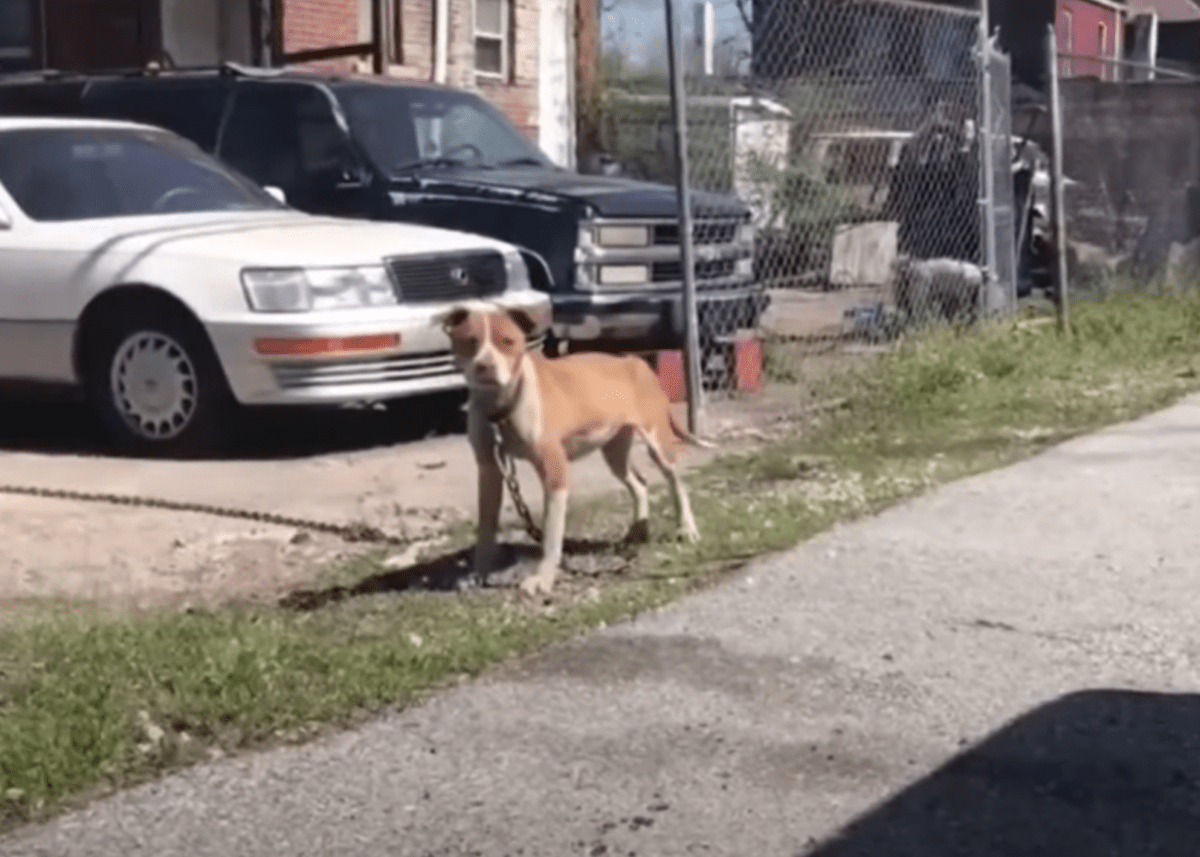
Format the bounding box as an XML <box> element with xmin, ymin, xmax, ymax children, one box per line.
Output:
<box><xmin>7</xmin><ymin>396</ymin><xmax>1200</xmax><ymax>856</ymax></box>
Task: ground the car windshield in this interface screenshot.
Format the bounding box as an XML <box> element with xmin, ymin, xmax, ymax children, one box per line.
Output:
<box><xmin>332</xmin><ymin>84</ymin><xmax>553</xmax><ymax>176</ymax></box>
<box><xmin>0</xmin><ymin>126</ymin><xmax>284</xmax><ymax>222</ymax></box>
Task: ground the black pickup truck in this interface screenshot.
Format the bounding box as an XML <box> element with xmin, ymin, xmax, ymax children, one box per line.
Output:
<box><xmin>0</xmin><ymin>64</ymin><xmax>767</xmax><ymax>359</ymax></box>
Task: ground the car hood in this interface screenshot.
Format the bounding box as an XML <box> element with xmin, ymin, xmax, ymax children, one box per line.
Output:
<box><xmin>67</xmin><ymin>210</ymin><xmax>516</xmax><ymax>266</ymax></box>
<box><xmin>397</xmin><ymin>167</ymin><xmax>750</xmax><ymax>219</ymax></box>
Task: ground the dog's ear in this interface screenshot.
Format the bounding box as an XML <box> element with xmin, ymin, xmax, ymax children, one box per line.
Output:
<box><xmin>506</xmin><ymin>307</ymin><xmax>539</xmax><ymax>337</ymax></box>
<box><xmin>434</xmin><ymin>305</ymin><xmax>472</xmax><ymax>333</ymax></box>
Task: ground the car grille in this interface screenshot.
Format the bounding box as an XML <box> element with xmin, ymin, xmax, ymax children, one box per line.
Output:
<box><xmin>384</xmin><ymin>251</ymin><xmax>507</xmax><ymax>303</ymax></box>
<box><xmin>652</xmin><ymin>220</ymin><xmax>740</xmax><ymax>246</ymax></box>
<box><xmin>271</xmin><ymin>350</ymin><xmax>458</xmax><ymax>389</ymax></box>
<box><xmin>270</xmin><ymin>334</ymin><xmax>546</xmax><ymax>390</ymax></box>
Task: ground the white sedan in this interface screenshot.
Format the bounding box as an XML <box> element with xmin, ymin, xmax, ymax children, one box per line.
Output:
<box><xmin>0</xmin><ymin>116</ymin><xmax>552</xmax><ymax>456</ymax></box>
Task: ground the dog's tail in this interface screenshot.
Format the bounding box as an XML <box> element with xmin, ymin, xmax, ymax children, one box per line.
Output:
<box><xmin>669</xmin><ymin>412</ymin><xmax>717</xmax><ymax>449</ymax></box>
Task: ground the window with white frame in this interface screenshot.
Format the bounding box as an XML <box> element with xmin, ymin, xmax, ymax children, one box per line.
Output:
<box><xmin>474</xmin><ymin>0</ymin><xmax>508</xmax><ymax>77</ymax></box>
<box><xmin>1060</xmin><ymin>8</ymin><xmax>1074</xmax><ymax>77</ymax></box>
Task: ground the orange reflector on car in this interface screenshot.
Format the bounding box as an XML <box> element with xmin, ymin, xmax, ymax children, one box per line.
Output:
<box><xmin>253</xmin><ymin>333</ymin><xmax>400</xmax><ymax>357</ymax></box>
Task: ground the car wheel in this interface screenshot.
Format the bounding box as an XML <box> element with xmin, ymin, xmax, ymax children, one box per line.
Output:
<box><xmin>84</xmin><ymin>304</ymin><xmax>235</xmax><ymax>457</ymax></box>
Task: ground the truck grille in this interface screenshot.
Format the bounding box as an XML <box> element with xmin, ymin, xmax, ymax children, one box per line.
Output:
<box><xmin>652</xmin><ymin>258</ymin><xmax>737</xmax><ymax>283</ymax></box>
<box><xmin>653</xmin><ymin>220</ymin><xmax>740</xmax><ymax>246</ymax></box>
<box><xmin>384</xmin><ymin>251</ymin><xmax>507</xmax><ymax>303</ymax></box>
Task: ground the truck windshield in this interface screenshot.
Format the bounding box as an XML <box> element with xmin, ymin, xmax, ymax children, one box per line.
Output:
<box><xmin>331</xmin><ymin>83</ymin><xmax>552</xmax><ymax>177</ymax></box>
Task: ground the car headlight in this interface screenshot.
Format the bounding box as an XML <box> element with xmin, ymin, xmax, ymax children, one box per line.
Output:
<box><xmin>241</xmin><ymin>266</ymin><xmax>397</xmax><ymax>312</ymax></box>
<box><xmin>503</xmin><ymin>250</ymin><xmax>532</xmax><ymax>292</ymax></box>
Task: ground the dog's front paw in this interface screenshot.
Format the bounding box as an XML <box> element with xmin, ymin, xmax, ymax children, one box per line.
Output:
<box><xmin>678</xmin><ymin>526</ymin><xmax>701</xmax><ymax>545</ymax></box>
<box><xmin>519</xmin><ymin>568</ymin><xmax>558</xmax><ymax>597</ymax></box>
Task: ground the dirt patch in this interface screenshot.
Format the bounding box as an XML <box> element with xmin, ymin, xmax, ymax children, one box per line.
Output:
<box><xmin>0</xmin><ymin>388</ymin><xmax>813</xmax><ymax>614</ymax></box>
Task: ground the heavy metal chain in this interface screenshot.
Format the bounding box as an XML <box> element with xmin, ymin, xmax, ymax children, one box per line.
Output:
<box><xmin>0</xmin><ymin>483</ymin><xmax>413</xmax><ymax>546</ymax></box>
<box><xmin>489</xmin><ymin>423</ymin><xmax>633</xmax><ymax>569</ymax></box>
<box><xmin>492</xmin><ymin>424</ymin><xmax>544</xmax><ymax>545</ymax></box>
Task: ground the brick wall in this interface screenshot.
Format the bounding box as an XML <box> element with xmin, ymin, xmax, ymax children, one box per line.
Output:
<box><xmin>282</xmin><ymin>0</ymin><xmax>360</xmax><ymax>57</ymax></box>
<box><xmin>282</xmin><ymin>0</ymin><xmax>541</xmax><ymax>143</ymax></box>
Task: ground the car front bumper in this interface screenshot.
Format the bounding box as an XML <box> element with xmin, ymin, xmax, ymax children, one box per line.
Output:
<box><xmin>550</xmin><ymin>279</ymin><xmax>771</xmax><ymax>352</ymax></box>
<box><xmin>203</xmin><ymin>291</ymin><xmax>552</xmax><ymax>407</ymax></box>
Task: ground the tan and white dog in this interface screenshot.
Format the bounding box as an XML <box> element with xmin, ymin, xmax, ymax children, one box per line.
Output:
<box><xmin>439</xmin><ymin>302</ymin><xmax>712</xmax><ymax>596</ymax></box>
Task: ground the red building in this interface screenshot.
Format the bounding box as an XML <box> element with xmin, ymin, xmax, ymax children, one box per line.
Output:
<box><xmin>1056</xmin><ymin>0</ymin><xmax>1127</xmax><ymax>80</ymax></box>
<box><xmin>0</xmin><ymin>0</ymin><xmax>587</xmax><ymax>166</ymax></box>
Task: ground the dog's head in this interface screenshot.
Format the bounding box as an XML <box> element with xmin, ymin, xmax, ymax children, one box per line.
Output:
<box><xmin>437</xmin><ymin>303</ymin><xmax>538</xmax><ymax>392</ymax></box>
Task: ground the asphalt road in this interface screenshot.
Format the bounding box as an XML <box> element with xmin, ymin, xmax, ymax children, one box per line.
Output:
<box><xmin>7</xmin><ymin>395</ymin><xmax>1200</xmax><ymax>856</ymax></box>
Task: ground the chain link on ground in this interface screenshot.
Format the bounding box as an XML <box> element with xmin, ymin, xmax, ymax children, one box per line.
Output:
<box><xmin>0</xmin><ymin>483</ymin><xmax>413</xmax><ymax>546</ymax></box>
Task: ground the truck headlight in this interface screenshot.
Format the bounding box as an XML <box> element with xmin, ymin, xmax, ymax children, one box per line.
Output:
<box><xmin>595</xmin><ymin>224</ymin><xmax>651</xmax><ymax>247</ymax></box>
<box><xmin>241</xmin><ymin>266</ymin><xmax>397</xmax><ymax>312</ymax></box>
<box><xmin>598</xmin><ymin>264</ymin><xmax>650</xmax><ymax>285</ymax></box>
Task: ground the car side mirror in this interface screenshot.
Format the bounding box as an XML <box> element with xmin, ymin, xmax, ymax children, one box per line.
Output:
<box><xmin>334</xmin><ymin>159</ymin><xmax>371</xmax><ymax>190</ymax></box>
<box><xmin>263</xmin><ymin>186</ymin><xmax>287</xmax><ymax>205</ymax></box>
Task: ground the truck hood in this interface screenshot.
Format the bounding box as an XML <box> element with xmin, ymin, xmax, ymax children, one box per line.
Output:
<box><xmin>61</xmin><ymin>209</ymin><xmax>516</xmax><ymax>266</ymax></box>
<box><xmin>397</xmin><ymin>167</ymin><xmax>750</xmax><ymax>220</ymax></box>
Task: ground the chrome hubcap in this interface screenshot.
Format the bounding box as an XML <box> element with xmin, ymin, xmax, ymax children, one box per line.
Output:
<box><xmin>110</xmin><ymin>331</ymin><xmax>198</xmax><ymax>440</ymax></box>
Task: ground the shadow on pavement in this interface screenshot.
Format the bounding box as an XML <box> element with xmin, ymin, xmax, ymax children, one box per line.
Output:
<box><xmin>805</xmin><ymin>689</ymin><xmax>1200</xmax><ymax>857</ymax></box>
<box><xmin>0</xmin><ymin>389</ymin><xmax>468</xmax><ymax>461</ymax></box>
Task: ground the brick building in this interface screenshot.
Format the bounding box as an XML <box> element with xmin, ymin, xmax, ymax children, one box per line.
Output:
<box><xmin>0</xmin><ymin>0</ymin><xmax>579</xmax><ymax>166</ymax></box>
<box><xmin>1056</xmin><ymin>0</ymin><xmax>1126</xmax><ymax>80</ymax></box>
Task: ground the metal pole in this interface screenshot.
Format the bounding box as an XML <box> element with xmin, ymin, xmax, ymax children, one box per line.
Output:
<box><xmin>1047</xmin><ymin>23</ymin><xmax>1072</xmax><ymax>336</ymax></box>
<box><xmin>371</xmin><ymin>0</ymin><xmax>385</xmax><ymax>73</ymax></box>
<box><xmin>664</xmin><ymin>0</ymin><xmax>704</xmax><ymax>434</ymax></box>
<box><xmin>977</xmin><ymin>1</ymin><xmax>998</xmax><ymax>316</ymax></box>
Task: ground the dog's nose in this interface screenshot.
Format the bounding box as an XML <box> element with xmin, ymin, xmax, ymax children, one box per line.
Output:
<box><xmin>473</xmin><ymin>360</ymin><xmax>496</xmax><ymax>383</ymax></box>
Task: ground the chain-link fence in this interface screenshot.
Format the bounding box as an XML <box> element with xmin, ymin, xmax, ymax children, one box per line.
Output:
<box><xmin>1041</xmin><ymin>50</ymin><xmax>1200</xmax><ymax>300</ymax></box>
<box><xmin>591</xmin><ymin>0</ymin><xmax>1021</xmax><ymax>414</ymax></box>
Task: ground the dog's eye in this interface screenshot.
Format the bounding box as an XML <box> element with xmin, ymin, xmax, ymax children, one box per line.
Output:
<box><xmin>498</xmin><ymin>336</ymin><xmax>515</xmax><ymax>349</ymax></box>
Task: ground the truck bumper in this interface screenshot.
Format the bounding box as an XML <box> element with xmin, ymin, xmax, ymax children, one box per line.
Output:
<box><xmin>550</xmin><ymin>281</ymin><xmax>771</xmax><ymax>353</ymax></box>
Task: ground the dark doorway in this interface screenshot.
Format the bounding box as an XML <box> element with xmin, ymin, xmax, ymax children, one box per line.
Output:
<box><xmin>43</xmin><ymin>0</ymin><xmax>160</xmax><ymax>70</ymax></box>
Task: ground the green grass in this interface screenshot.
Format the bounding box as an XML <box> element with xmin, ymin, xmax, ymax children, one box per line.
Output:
<box><xmin>6</xmin><ymin>290</ymin><xmax>1200</xmax><ymax>831</ymax></box>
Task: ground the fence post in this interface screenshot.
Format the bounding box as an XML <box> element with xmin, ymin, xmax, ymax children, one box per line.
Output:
<box><xmin>1046</xmin><ymin>23</ymin><xmax>1072</xmax><ymax>336</ymax></box>
<box><xmin>977</xmin><ymin>0</ymin><xmax>998</xmax><ymax>316</ymax></box>
<box><xmin>664</xmin><ymin>0</ymin><xmax>705</xmax><ymax>434</ymax></box>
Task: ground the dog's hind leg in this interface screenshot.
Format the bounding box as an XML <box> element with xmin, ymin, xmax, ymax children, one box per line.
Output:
<box><xmin>603</xmin><ymin>426</ymin><xmax>650</xmax><ymax>544</ymax></box>
<box><xmin>643</xmin><ymin>428</ymin><xmax>700</xmax><ymax>544</ymax></box>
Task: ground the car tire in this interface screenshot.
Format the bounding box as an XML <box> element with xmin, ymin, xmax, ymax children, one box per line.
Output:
<box><xmin>83</xmin><ymin>303</ymin><xmax>236</xmax><ymax>458</ymax></box>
